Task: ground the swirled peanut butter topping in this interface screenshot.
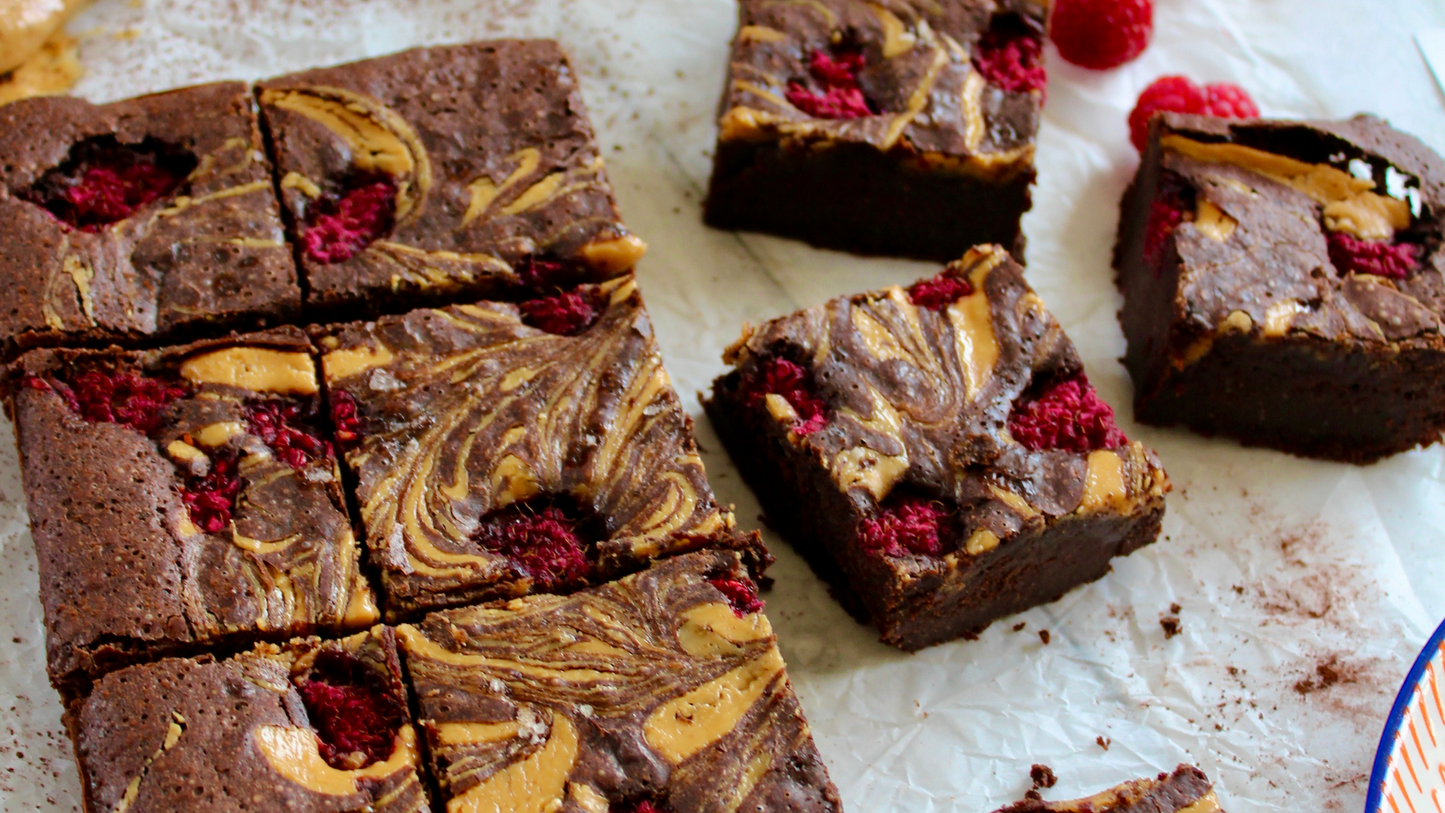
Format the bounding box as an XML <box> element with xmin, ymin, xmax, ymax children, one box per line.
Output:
<box><xmin>255</xmin><ymin>725</ymin><xmax>418</xmax><ymax>797</ymax></box>
<box><xmin>181</xmin><ymin>348</ymin><xmax>318</xmax><ymax>395</ymax></box>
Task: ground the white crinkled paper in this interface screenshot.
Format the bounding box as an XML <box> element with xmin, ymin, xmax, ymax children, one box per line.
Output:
<box><xmin>2</xmin><ymin>0</ymin><xmax>1444</xmax><ymax>809</ymax></box>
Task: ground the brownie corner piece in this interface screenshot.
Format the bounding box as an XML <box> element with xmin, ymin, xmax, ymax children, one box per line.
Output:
<box><xmin>0</xmin><ymin>82</ymin><xmax>299</xmax><ymax>358</ymax></box>
<box><xmin>705</xmin><ymin>245</ymin><xmax>1169</xmax><ymax>651</ymax></box>
<box><xmin>702</xmin><ymin>0</ymin><xmax>1046</xmax><ymax>261</ymax></box>
<box><xmin>992</xmin><ymin>764</ymin><xmax>1222</xmax><ymax>812</ymax></box>
<box><xmin>72</xmin><ymin>626</ymin><xmax>429</xmax><ymax>812</ymax></box>
<box><xmin>1115</xmin><ymin>111</ymin><xmax>1445</xmax><ymax>463</ymax></box>
<box><xmin>12</xmin><ymin>326</ymin><xmax>375</xmax><ymax>696</ymax></box>
<box><xmin>397</xmin><ymin>548</ymin><xmax>843</xmax><ymax>813</ymax></box>
<box><xmin>256</xmin><ymin>40</ymin><xmax>646</xmax><ymax>316</ymax></box>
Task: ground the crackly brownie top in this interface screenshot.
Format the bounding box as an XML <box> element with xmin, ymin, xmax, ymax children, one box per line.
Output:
<box><xmin>13</xmin><ymin>327</ymin><xmax>375</xmax><ymax>681</ymax></box>
<box><xmin>257</xmin><ymin>41</ymin><xmax>645</xmax><ymax>302</ymax></box>
<box><xmin>720</xmin><ymin>245</ymin><xmax>1166</xmax><ymax>558</ymax></box>
<box><xmin>993</xmin><ymin>764</ymin><xmax>1222</xmax><ymax>813</ymax></box>
<box><xmin>1142</xmin><ymin>112</ymin><xmax>1445</xmax><ymax>350</ymax></box>
<box><xmin>718</xmin><ymin>0</ymin><xmax>1046</xmax><ymax>177</ymax></box>
<box><xmin>0</xmin><ymin>82</ymin><xmax>297</xmax><ymax>344</ymax></box>
<box><xmin>75</xmin><ymin>627</ymin><xmax>427</xmax><ymax>813</ymax></box>
<box><xmin>317</xmin><ymin>276</ymin><xmax>734</xmax><ymax>611</ymax></box>
<box><xmin>398</xmin><ymin>549</ymin><xmax>841</xmax><ymax>813</ymax></box>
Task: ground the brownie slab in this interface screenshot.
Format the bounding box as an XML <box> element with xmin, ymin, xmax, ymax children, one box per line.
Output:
<box><xmin>702</xmin><ymin>0</ymin><xmax>1046</xmax><ymax>260</ymax></box>
<box><xmin>397</xmin><ymin>549</ymin><xmax>842</xmax><ymax>813</ymax></box>
<box><xmin>993</xmin><ymin>765</ymin><xmax>1222</xmax><ymax>812</ymax></box>
<box><xmin>317</xmin><ymin>275</ymin><xmax>757</xmax><ymax>620</ymax></box>
<box><xmin>705</xmin><ymin>245</ymin><xmax>1169</xmax><ymax>651</ymax></box>
<box><xmin>1115</xmin><ymin>113</ymin><xmax>1445</xmax><ymax>463</ymax></box>
<box><xmin>70</xmin><ymin>627</ymin><xmax>428</xmax><ymax>813</ymax></box>
<box><xmin>257</xmin><ymin>41</ymin><xmax>646</xmax><ymax>316</ymax></box>
<box><xmin>11</xmin><ymin>327</ymin><xmax>376</xmax><ymax>696</ymax></box>
<box><xmin>0</xmin><ymin>82</ymin><xmax>299</xmax><ymax>359</ymax></box>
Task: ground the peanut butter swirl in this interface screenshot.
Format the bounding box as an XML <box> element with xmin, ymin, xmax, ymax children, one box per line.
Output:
<box><xmin>320</xmin><ymin>277</ymin><xmax>733</xmax><ymax>618</ymax></box>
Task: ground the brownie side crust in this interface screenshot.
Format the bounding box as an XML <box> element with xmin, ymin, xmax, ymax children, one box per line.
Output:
<box><xmin>992</xmin><ymin>764</ymin><xmax>1222</xmax><ymax>812</ymax></box>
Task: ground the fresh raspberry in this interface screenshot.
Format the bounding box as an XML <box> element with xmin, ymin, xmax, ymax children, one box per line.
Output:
<box><xmin>48</xmin><ymin>369</ymin><xmax>188</xmax><ymax>434</ymax></box>
<box><xmin>246</xmin><ymin>401</ymin><xmax>332</xmax><ymax>469</ymax></box>
<box><xmin>473</xmin><ymin>501</ymin><xmax>594</xmax><ymax>591</ymax></box>
<box><xmin>516</xmin><ymin>256</ymin><xmax>568</xmax><ymax>288</ymax></box>
<box><xmin>1128</xmin><ymin>76</ymin><xmax>1207</xmax><ymax>152</ymax></box>
<box><xmin>1326</xmin><ymin>233</ymin><xmax>1420</xmax><ymax>280</ymax></box>
<box><xmin>739</xmin><ymin>358</ymin><xmax>828</xmax><ymax>436</ymax></box>
<box><xmin>859</xmin><ymin>497</ymin><xmax>945</xmax><ymax>558</ymax></box>
<box><xmin>302</xmin><ymin>180</ymin><xmax>396</xmax><ymax>264</ymax></box>
<box><xmin>1202</xmin><ymin>83</ymin><xmax>1259</xmax><ymax>119</ymax></box>
<box><xmin>707</xmin><ymin>578</ymin><xmax>764</xmax><ymax>617</ymax></box>
<box><xmin>182</xmin><ymin>453</ymin><xmax>243</xmax><ymax>533</ymax></box>
<box><xmin>907</xmin><ymin>272</ymin><xmax>974</xmax><ymax>310</ymax></box>
<box><xmin>1051</xmin><ymin>0</ymin><xmax>1153</xmax><ymax>70</ymax></box>
<box><xmin>1008</xmin><ymin>375</ymin><xmax>1127</xmax><ymax>453</ymax></box>
<box><xmin>972</xmin><ymin>19</ymin><xmax>1047</xmax><ymax>94</ymax></box>
<box><xmin>1141</xmin><ymin>172</ymin><xmax>1192</xmax><ymax>270</ymax></box>
<box><xmin>786</xmin><ymin>48</ymin><xmax>873</xmax><ymax>119</ymax></box>
<box><xmin>296</xmin><ymin>650</ymin><xmax>405</xmax><ymax>770</ymax></box>
<box><xmin>520</xmin><ymin>290</ymin><xmax>599</xmax><ymax>335</ymax></box>
<box><xmin>329</xmin><ymin>390</ymin><xmax>361</xmax><ymax>445</ymax></box>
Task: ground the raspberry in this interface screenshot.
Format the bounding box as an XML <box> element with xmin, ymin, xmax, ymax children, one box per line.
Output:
<box><xmin>623</xmin><ymin>802</ymin><xmax>671</xmax><ymax>813</ymax></box>
<box><xmin>1327</xmin><ymin>233</ymin><xmax>1420</xmax><ymax>280</ymax></box>
<box><xmin>707</xmin><ymin>578</ymin><xmax>764</xmax><ymax>617</ymax></box>
<box><xmin>972</xmin><ymin>19</ymin><xmax>1047</xmax><ymax>94</ymax></box>
<box><xmin>245</xmin><ymin>401</ymin><xmax>332</xmax><ymax>469</ymax></box>
<box><xmin>907</xmin><ymin>272</ymin><xmax>974</xmax><ymax>310</ymax></box>
<box><xmin>516</xmin><ymin>256</ymin><xmax>568</xmax><ymax>288</ymax></box>
<box><xmin>739</xmin><ymin>358</ymin><xmax>828</xmax><ymax>436</ymax></box>
<box><xmin>786</xmin><ymin>48</ymin><xmax>873</xmax><ymax>119</ymax></box>
<box><xmin>302</xmin><ymin>180</ymin><xmax>396</xmax><ymax>264</ymax></box>
<box><xmin>472</xmin><ymin>501</ymin><xmax>594</xmax><ymax>591</ymax></box>
<box><xmin>182</xmin><ymin>453</ymin><xmax>243</xmax><ymax>533</ymax></box>
<box><xmin>1203</xmin><ymin>83</ymin><xmax>1259</xmax><ymax>119</ymax></box>
<box><xmin>60</xmin><ymin>163</ymin><xmax>183</xmax><ymax>232</ymax></box>
<box><xmin>1141</xmin><ymin>172</ymin><xmax>1192</xmax><ymax>270</ymax></box>
<box><xmin>48</xmin><ymin>369</ymin><xmax>188</xmax><ymax>435</ymax></box>
<box><xmin>859</xmin><ymin>497</ymin><xmax>945</xmax><ymax>558</ymax></box>
<box><xmin>296</xmin><ymin>650</ymin><xmax>405</xmax><ymax>770</ymax></box>
<box><xmin>329</xmin><ymin>390</ymin><xmax>361</xmax><ymax>445</ymax></box>
<box><xmin>1008</xmin><ymin>375</ymin><xmax>1127</xmax><ymax>453</ymax></box>
<box><xmin>1128</xmin><ymin>76</ymin><xmax>1257</xmax><ymax>152</ymax></box>
<box><xmin>520</xmin><ymin>290</ymin><xmax>599</xmax><ymax>335</ymax></box>
<box><xmin>1051</xmin><ymin>0</ymin><xmax>1152</xmax><ymax>70</ymax></box>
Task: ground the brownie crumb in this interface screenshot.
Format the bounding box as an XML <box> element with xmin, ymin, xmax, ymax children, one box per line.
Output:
<box><xmin>1012</xmin><ymin>622</ymin><xmax>1027</xmax><ymax>632</ymax></box>
<box><xmin>1160</xmin><ymin>615</ymin><xmax>1181</xmax><ymax>638</ymax></box>
<box><xmin>1096</xmin><ymin>735</ymin><xmax>1111</xmax><ymax>750</ymax></box>
<box><xmin>1170</xmin><ymin>602</ymin><xmax>1182</xmax><ymax>614</ymax></box>
<box><xmin>1294</xmin><ymin>654</ymin><xmax>1360</xmax><ymax>695</ymax></box>
<box><xmin>1038</xmin><ymin>629</ymin><xmax>1051</xmax><ymax>645</ymax></box>
<box><xmin>1030</xmin><ymin>764</ymin><xmax>1057</xmax><ymax>789</ymax></box>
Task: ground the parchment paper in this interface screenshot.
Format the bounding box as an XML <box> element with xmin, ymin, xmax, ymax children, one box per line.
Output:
<box><xmin>2</xmin><ymin>0</ymin><xmax>1444</xmax><ymax>810</ymax></box>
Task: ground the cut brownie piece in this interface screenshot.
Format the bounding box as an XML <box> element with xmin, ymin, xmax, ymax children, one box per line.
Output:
<box><xmin>10</xmin><ymin>327</ymin><xmax>376</xmax><ymax>697</ymax></box>
<box><xmin>69</xmin><ymin>627</ymin><xmax>428</xmax><ymax>813</ymax></box>
<box><xmin>0</xmin><ymin>82</ymin><xmax>299</xmax><ymax>359</ymax></box>
<box><xmin>316</xmin><ymin>275</ymin><xmax>757</xmax><ymax>619</ymax></box>
<box><xmin>703</xmin><ymin>0</ymin><xmax>1046</xmax><ymax>260</ymax></box>
<box><xmin>993</xmin><ymin>765</ymin><xmax>1223</xmax><ymax>812</ymax></box>
<box><xmin>257</xmin><ymin>41</ymin><xmax>646</xmax><ymax>317</ymax></box>
<box><xmin>1115</xmin><ymin>112</ymin><xmax>1445</xmax><ymax>463</ymax></box>
<box><xmin>397</xmin><ymin>548</ymin><xmax>842</xmax><ymax>813</ymax></box>
<box><xmin>705</xmin><ymin>245</ymin><xmax>1169</xmax><ymax>651</ymax></box>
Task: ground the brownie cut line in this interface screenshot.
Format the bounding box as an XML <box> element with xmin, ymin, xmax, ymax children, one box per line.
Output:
<box><xmin>257</xmin><ymin>40</ymin><xmax>647</xmax><ymax>318</ymax></box>
<box><xmin>992</xmin><ymin>764</ymin><xmax>1224</xmax><ymax>812</ymax></box>
<box><xmin>0</xmin><ymin>82</ymin><xmax>300</xmax><ymax>360</ymax></box>
<box><xmin>705</xmin><ymin>244</ymin><xmax>1169</xmax><ymax>651</ymax></box>
<box><xmin>10</xmin><ymin>326</ymin><xmax>376</xmax><ymax>698</ymax></box>
<box><xmin>703</xmin><ymin>0</ymin><xmax>1047</xmax><ymax>261</ymax></box>
<box><xmin>1115</xmin><ymin>112</ymin><xmax>1445</xmax><ymax>463</ymax></box>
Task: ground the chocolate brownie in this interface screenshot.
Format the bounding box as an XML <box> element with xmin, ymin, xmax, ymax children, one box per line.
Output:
<box><xmin>705</xmin><ymin>245</ymin><xmax>1169</xmax><ymax>651</ymax></box>
<box><xmin>397</xmin><ymin>549</ymin><xmax>842</xmax><ymax>813</ymax></box>
<box><xmin>702</xmin><ymin>0</ymin><xmax>1046</xmax><ymax>261</ymax></box>
<box><xmin>1115</xmin><ymin>113</ymin><xmax>1445</xmax><ymax>463</ymax></box>
<box><xmin>0</xmin><ymin>82</ymin><xmax>299</xmax><ymax>359</ymax></box>
<box><xmin>257</xmin><ymin>41</ymin><xmax>646</xmax><ymax>317</ymax></box>
<box><xmin>316</xmin><ymin>275</ymin><xmax>758</xmax><ymax>620</ymax></box>
<box><xmin>993</xmin><ymin>764</ymin><xmax>1223</xmax><ymax>812</ymax></box>
<box><xmin>10</xmin><ymin>327</ymin><xmax>376</xmax><ymax>697</ymax></box>
<box><xmin>69</xmin><ymin>627</ymin><xmax>428</xmax><ymax>813</ymax></box>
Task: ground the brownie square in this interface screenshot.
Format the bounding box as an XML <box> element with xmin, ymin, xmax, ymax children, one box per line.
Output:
<box><xmin>69</xmin><ymin>627</ymin><xmax>428</xmax><ymax>813</ymax></box>
<box><xmin>257</xmin><ymin>41</ymin><xmax>646</xmax><ymax>317</ymax></box>
<box><xmin>705</xmin><ymin>245</ymin><xmax>1169</xmax><ymax>651</ymax></box>
<box><xmin>397</xmin><ymin>548</ymin><xmax>842</xmax><ymax>813</ymax></box>
<box><xmin>0</xmin><ymin>82</ymin><xmax>300</xmax><ymax>359</ymax></box>
<box><xmin>315</xmin><ymin>275</ymin><xmax>759</xmax><ymax>620</ymax></box>
<box><xmin>10</xmin><ymin>327</ymin><xmax>376</xmax><ymax>697</ymax></box>
<box><xmin>1115</xmin><ymin>113</ymin><xmax>1445</xmax><ymax>463</ymax></box>
<box><xmin>702</xmin><ymin>0</ymin><xmax>1046</xmax><ymax>261</ymax></box>
<box><xmin>993</xmin><ymin>765</ymin><xmax>1221</xmax><ymax>812</ymax></box>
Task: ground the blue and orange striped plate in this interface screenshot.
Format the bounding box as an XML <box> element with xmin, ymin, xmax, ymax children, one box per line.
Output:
<box><xmin>1369</xmin><ymin>616</ymin><xmax>1445</xmax><ymax>813</ymax></box>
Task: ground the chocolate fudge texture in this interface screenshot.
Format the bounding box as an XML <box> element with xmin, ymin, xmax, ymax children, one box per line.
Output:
<box><xmin>1115</xmin><ymin>113</ymin><xmax>1445</xmax><ymax>463</ymax></box>
<box><xmin>257</xmin><ymin>40</ymin><xmax>646</xmax><ymax>316</ymax></box>
<box><xmin>703</xmin><ymin>0</ymin><xmax>1046</xmax><ymax>260</ymax></box>
<box><xmin>398</xmin><ymin>549</ymin><xmax>843</xmax><ymax>813</ymax></box>
<box><xmin>705</xmin><ymin>245</ymin><xmax>1169</xmax><ymax>651</ymax></box>
<box><xmin>993</xmin><ymin>765</ymin><xmax>1223</xmax><ymax>812</ymax></box>
<box><xmin>317</xmin><ymin>275</ymin><xmax>754</xmax><ymax>619</ymax></box>
<box><xmin>69</xmin><ymin>627</ymin><xmax>428</xmax><ymax>813</ymax></box>
<box><xmin>0</xmin><ymin>82</ymin><xmax>299</xmax><ymax>359</ymax></box>
<box><xmin>12</xmin><ymin>327</ymin><xmax>376</xmax><ymax>696</ymax></box>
